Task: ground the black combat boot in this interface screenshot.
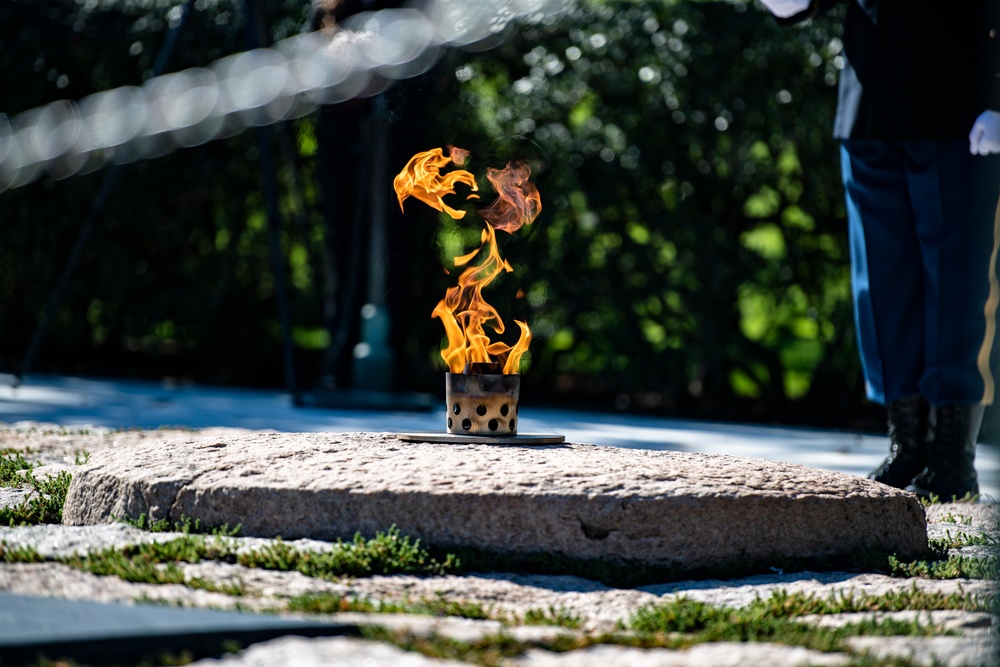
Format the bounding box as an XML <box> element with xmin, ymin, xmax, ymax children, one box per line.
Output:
<box><xmin>907</xmin><ymin>404</ymin><xmax>984</xmax><ymax>501</ymax></box>
<box><xmin>869</xmin><ymin>395</ymin><xmax>930</xmax><ymax>488</ymax></box>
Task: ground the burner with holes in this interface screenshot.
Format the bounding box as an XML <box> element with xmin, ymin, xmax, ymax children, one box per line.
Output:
<box><xmin>398</xmin><ymin>369</ymin><xmax>565</xmax><ymax>445</ymax></box>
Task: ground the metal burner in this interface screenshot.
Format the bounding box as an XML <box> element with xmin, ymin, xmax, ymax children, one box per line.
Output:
<box><xmin>397</xmin><ymin>432</ymin><xmax>565</xmax><ymax>445</ymax></box>
<box><xmin>397</xmin><ymin>365</ymin><xmax>565</xmax><ymax>445</ymax></box>
<box><xmin>445</xmin><ymin>370</ymin><xmax>519</xmax><ymax>436</ymax></box>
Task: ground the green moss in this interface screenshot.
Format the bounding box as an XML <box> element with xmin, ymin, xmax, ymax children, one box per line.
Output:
<box><xmin>121</xmin><ymin>513</ymin><xmax>241</xmax><ymax>537</ymax></box>
<box><xmin>0</xmin><ymin>542</ymin><xmax>45</xmax><ymax>563</ymax></box>
<box><xmin>759</xmin><ymin>586</ymin><xmax>992</xmax><ymax>615</ymax></box>
<box><xmin>47</xmin><ymin>526</ymin><xmax>458</xmax><ymax>596</ymax></box>
<box><xmin>362</xmin><ymin>611</ymin><xmax>944</xmax><ymax>667</ymax></box>
<box><xmin>629</xmin><ymin>597</ymin><xmax>951</xmax><ymax>652</ymax></box>
<box><xmin>0</xmin><ymin>451</ymin><xmax>33</xmax><ymax>486</ymax></box>
<box><xmin>361</xmin><ymin>626</ymin><xmax>529</xmax><ymax>667</ymax></box>
<box><xmin>928</xmin><ymin>530</ymin><xmax>999</xmax><ymax>552</ymax></box>
<box><xmin>238</xmin><ymin>525</ymin><xmax>459</xmax><ymax>579</ymax></box>
<box><xmin>0</xmin><ymin>469</ymin><xmax>72</xmax><ymax>527</ymax></box>
<box><xmin>60</xmin><ymin>535</ymin><xmax>242</xmax><ymax>595</ymax></box>
<box><xmin>889</xmin><ymin>554</ymin><xmax>998</xmax><ymax>580</ymax></box>
<box><xmin>522</xmin><ymin>606</ymin><xmax>583</xmax><ymax>629</ymax></box>
<box><xmin>287</xmin><ymin>592</ymin><xmax>491</xmax><ymax>620</ymax></box>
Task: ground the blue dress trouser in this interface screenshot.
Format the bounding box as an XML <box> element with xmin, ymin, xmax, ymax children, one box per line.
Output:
<box><xmin>841</xmin><ymin>141</ymin><xmax>1000</xmax><ymax>407</ymax></box>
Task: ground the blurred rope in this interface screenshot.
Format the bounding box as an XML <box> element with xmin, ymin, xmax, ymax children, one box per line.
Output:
<box><xmin>0</xmin><ymin>0</ymin><xmax>571</xmax><ymax>194</ymax></box>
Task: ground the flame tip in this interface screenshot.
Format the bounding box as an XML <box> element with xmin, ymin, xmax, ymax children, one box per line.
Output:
<box><xmin>395</xmin><ymin>145</ymin><xmax>539</xmax><ymax>374</ymax></box>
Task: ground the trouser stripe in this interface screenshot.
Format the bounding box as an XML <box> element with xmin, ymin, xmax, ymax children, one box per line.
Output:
<box><xmin>976</xmin><ymin>188</ymin><xmax>1000</xmax><ymax>405</ymax></box>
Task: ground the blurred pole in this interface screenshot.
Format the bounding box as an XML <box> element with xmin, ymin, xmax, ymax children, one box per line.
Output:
<box><xmin>244</xmin><ymin>0</ymin><xmax>300</xmax><ymax>404</ymax></box>
<box><xmin>352</xmin><ymin>94</ymin><xmax>395</xmax><ymax>391</ymax></box>
<box><xmin>13</xmin><ymin>0</ymin><xmax>197</xmax><ymax>388</ymax></box>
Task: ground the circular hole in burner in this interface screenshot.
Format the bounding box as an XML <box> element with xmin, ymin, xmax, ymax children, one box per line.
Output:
<box><xmin>476</xmin><ymin>404</ymin><xmax>487</xmax><ymax>416</ymax></box>
<box><xmin>448</xmin><ymin>418</ymin><xmax>453</xmax><ymax>429</ymax></box>
<box><xmin>462</xmin><ymin>418</ymin><xmax>472</xmax><ymax>431</ymax></box>
<box><xmin>509</xmin><ymin>419</ymin><xmax>516</xmax><ymax>431</ymax></box>
<box><xmin>453</xmin><ymin>403</ymin><xmax>461</xmax><ymax>414</ymax></box>
<box><xmin>500</xmin><ymin>404</ymin><xmax>509</xmax><ymax>416</ymax></box>
<box><xmin>488</xmin><ymin>419</ymin><xmax>499</xmax><ymax>431</ymax></box>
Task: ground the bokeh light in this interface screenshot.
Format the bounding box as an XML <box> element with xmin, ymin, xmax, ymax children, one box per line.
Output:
<box><xmin>0</xmin><ymin>0</ymin><xmax>574</xmax><ymax>193</ymax></box>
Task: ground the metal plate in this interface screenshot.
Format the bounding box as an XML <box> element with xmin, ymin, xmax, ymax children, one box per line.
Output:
<box><xmin>397</xmin><ymin>432</ymin><xmax>565</xmax><ymax>445</ymax></box>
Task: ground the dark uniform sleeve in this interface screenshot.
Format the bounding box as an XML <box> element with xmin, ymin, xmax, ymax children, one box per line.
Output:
<box><xmin>986</xmin><ymin>1</ymin><xmax>1000</xmax><ymax>111</ymax></box>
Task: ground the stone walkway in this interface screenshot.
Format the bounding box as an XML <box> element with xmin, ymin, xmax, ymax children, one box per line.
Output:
<box><xmin>0</xmin><ymin>424</ymin><xmax>998</xmax><ymax>666</ymax></box>
<box><xmin>2</xmin><ymin>373</ymin><xmax>998</xmax><ymax>499</ymax></box>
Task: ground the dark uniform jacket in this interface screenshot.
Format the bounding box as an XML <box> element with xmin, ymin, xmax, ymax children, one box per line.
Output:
<box><xmin>788</xmin><ymin>0</ymin><xmax>1000</xmax><ymax>141</ymax></box>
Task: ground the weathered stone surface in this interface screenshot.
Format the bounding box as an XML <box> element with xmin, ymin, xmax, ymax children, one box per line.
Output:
<box><xmin>641</xmin><ymin>571</ymin><xmax>999</xmax><ymax>610</ymax></box>
<box><xmin>507</xmin><ymin>643</ymin><xmax>852</xmax><ymax>666</ymax></box>
<box><xmin>0</xmin><ymin>524</ymin><xmax>185</xmax><ymax>559</ymax></box>
<box><xmin>802</xmin><ymin>610</ymin><xmax>996</xmax><ymax>634</ymax></box>
<box><xmin>62</xmin><ymin>432</ymin><xmax>928</xmax><ymax>567</ymax></box>
<box><xmin>846</xmin><ymin>636</ymin><xmax>1000</xmax><ymax>667</ymax></box>
<box><xmin>188</xmin><ymin>635</ymin><xmax>474</xmax><ymax>667</ymax></box>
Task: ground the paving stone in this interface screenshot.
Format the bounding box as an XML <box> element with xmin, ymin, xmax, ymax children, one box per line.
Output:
<box><xmin>641</xmin><ymin>571</ymin><xmax>998</xmax><ymax>611</ymax></box>
<box><xmin>505</xmin><ymin>643</ymin><xmax>852</xmax><ymax>666</ymax></box>
<box><xmin>0</xmin><ymin>524</ymin><xmax>185</xmax><ymax>559</ymax></box>
<box><xmin>0</xmin><ymin>486</ymin><xmax>31</xmax><ymax>510</ymax></box>
<box><xmin>328</xmin><ymin>612</ymin><xmax>577</xmax><ymax>645</ymax></box>
<box><xmin>0</xmin><ymin>516</ymin><xmax>996</xmax><ymax>667</ymax></box>
<box><xmin>800</xmin><ymin>610</ymin><xmax>996</xmax><ymax>634</ymax></box>
<box><xmin>923</xmin><ymin>504</ymin><xmax>999</xmax><ymax>530</ymax></box>
<box><xmin>62</xmin><ymin>431</ymin><xmax>928</xmax><ymax>569</ymax></box>
<box><xmin>846</xmin><ymin>635</ymin><xmax>1000</xmax><ymax>667</ymax></box>
<box><xmin>187</xmin><ymin>635</ymin><xmax>475</xmax><ymax>666</ymax></box>
<box><xmin>0</xmin><ymin>562</ymin><xmax>258</xmax><ymax>611</ymax></box>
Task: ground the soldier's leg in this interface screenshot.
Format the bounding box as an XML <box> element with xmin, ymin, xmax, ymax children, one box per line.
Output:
<box><xmin>906</xmin><ymin>143</ymin><xmax>1000</xmax><ymax>499</ymax></box>
<box><xmin>841</xmin><ymin>140</ymin><xmax>930</xmax><ymax>488</ymax></box>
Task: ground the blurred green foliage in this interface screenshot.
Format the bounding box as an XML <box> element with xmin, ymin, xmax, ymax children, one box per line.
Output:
<box><xmin>0</xmin><ymin>0</ymin><xmax>877</xmax><ymax>427</ymax></box>
<box><xmin>425</xmin><ymin>0</ymin><xmax>866</xmax><ymax>424</ymax></box>
<box><xmin>0</xmin><ymin>0</ymin><xmax>324</xmax><ymax>386</ymax></box>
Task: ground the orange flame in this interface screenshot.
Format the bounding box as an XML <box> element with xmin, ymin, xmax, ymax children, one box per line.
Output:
<box><xmin>393</xmin><ymin>149</ymin><xmax>540</xmax><ymax>375</ymax></box>
<box><xmin>393</xmin><ymin>146</ymin><xmax>478</xmax><ymax>219</ymax></box>
<box><xmin>479</xmin><ymin>161</ymin><xmax>541</xmax><ymax>233</ymax></box>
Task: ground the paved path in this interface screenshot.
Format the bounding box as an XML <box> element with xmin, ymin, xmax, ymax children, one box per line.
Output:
<box><xmin>1</xmin><ymin>373</ymin><xmax>997</xmax><ymax>499</ymax></box>
<box><xmin>1</xmin><ymin>510</ymin><xmax>996</xmax><ymax>666</ymax></box>
<box><xmin>1</xmin><ymin>374</ymin><xmax>998</xmax><ymax>666</ymax></box>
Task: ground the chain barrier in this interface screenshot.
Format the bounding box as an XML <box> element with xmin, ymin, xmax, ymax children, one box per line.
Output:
<box><xmin>0</xmin><ymin>0</ymin><xmax>571</xmax><ymax>193</ymax></box>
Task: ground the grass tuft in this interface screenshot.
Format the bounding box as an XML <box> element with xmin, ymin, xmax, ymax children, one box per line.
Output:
<box><xmin>937</xmin><ymin>512</ymin><xmax>973</xmax><ymax>526</ymax></box>
<box><xmin>0</xmin><ymin>541</ymin><xmax>45</xmax><ymax>563</ymax></box>
<box><xmin>0</xmin><ymin>451</ymin><xmax>33</xmax><ymax>486</ymax></box>
<box><xmin>522</xmin><ymin>606</ymin><xmax>583</xmax><ymax>629</ymax></box>
<box><xmin>50</xmin><ymin>526</ymin><xmax>459</xmax><ymax>596</ymax></box>
<box><xmin>927</xmin><ymin>530</ymin><xmax>999</xmax><ymax>552</ymax></box>
<box><xmin>361</xmin><ymin>605</ymin><xmax>949</xmax><ymax>667</ymax></box>
<box><xmin>361</xmin><ymin>626</ymin><xmax>528</xmax><ymax>667</ymax></box>
<box><xmin>238</xmin><ymin>525</ymin><xmax>459</xmax><ymax>579</ymax></box>
<box><xmin>120</xmin><ymin>512</ymin><xmax>241</xmax><ymax>537</ymax></box>
<box><xmin>60</xmin><ymin>534</ymin><xmax>243</xmax><ymax>595</ymax></box>
<box><xmin>920</xmin><ymin>492</ymin><xmax>980</xmax><ymax>507</ymax></box>
<box><xmin>888</xmin><ymin>554</ymin><xmax>998</xmax><ymax>580</ymax></box>
<box><xmin>287</xmin><ymin>591</ymin><xmax>491</xmax><ymax>619</ymax></box>
<box><xmin>629</xmin><ymin>596</ymin><xmax>952</xmax><ymax>653</ymax></box>
<box><xmin>0</xmin><ymin>448</ymin><xmax>88</xmax><ymax>526</ymax></box>
<box><xmin>759</xmin><ymin>586</ymin><xmax>992</xmax><ymax>616</ymax></box>
<box><xmin>0</xmin><ymin>469</ymin><xmax>73</xmax><ymax>527</ymax></box>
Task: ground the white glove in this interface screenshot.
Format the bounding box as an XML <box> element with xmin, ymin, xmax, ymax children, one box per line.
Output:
<box><xmin>970</xmin><ymin>110</ymin><xmax>1000</xmax><ymax>155</ymax></box>
<box><xmin>759</xmin><ymin>0</ymin><xmax>812</xmax><ymax>18</ymax></box>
